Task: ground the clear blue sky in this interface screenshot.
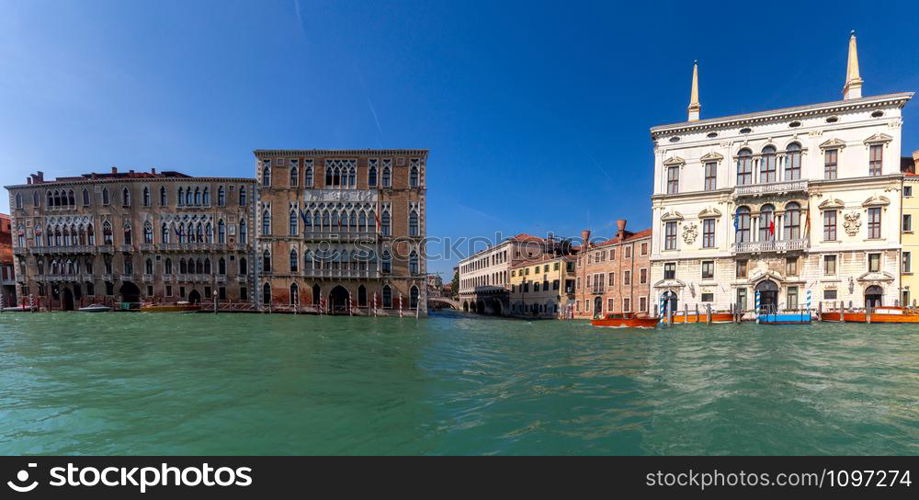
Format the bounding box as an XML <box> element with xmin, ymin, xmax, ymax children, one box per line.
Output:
<box><xmin>2</xmin><ymin>0</ymin><xmax>918</xmax><ymax>277</ymax></box>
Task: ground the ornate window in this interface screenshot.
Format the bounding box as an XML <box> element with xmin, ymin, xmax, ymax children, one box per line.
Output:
<box><xmin>239</xmin><ymin>186</ymin><xmax>247</xmax><ymax>206</ymax></box>
<box><xmin>410</xmin><ymin>286</ymin><xmax>419</xmax><ymax>308</ymax></box>
<box><xmin>143</xmin><ymin>222</ymin><xmax>153</xmax><ymax>244</ymax></box>
<box><xmin>785</xmin><ymin>143</ymin><xmax>802</xmax><ymax>180</ymax></box>
<box><xmin>735</xmin><ymin>207</ymin><xmax>751</xmax><ymax>243</ymax></box>
<box><xmin>289</xmin><ymin>210</ymin><xmax>298</xmax><ymax>236</ymax></box>
<box><xmin>305</xmin><ymin>161</ymin><xmax>314</xmax><ymax>186</ymax></box>
<box><xmin>262</xmin><ymin>249</ymin><xmax>271</xmax><ymax>272</ymax></box>
<box><xmin>382</xmin><ymin>164</ymin><xmax>391</xmax><ymax>187</ymax></box>
<box><xmin>262</xmin><ymin>162</ymin><xmax>271</xmax><ymax>187</ymax></box>
<box><xmin>704</xmin><ymin>162</ymin><xmax>717</xmax><ymax>191</ymax></box>
<box><xmin>159</xmin><ymin>186</ymin><xmax>167</xmax><ymax>206</ymax></box>
<box><xmin>784</xmin><ymin>202</ymin><xmax>801</xmax><ymax>239</ymax></box>
<box><xmin>177</xmin><ymin>187</ymin><xmax>184</xmax><ymax>206</ymax></box>
<box><xmin>823</xmin><ymin>210</ymin><xmax>837</xmax><ymax>241</ymax></box>
<box><xmin>290</xmin><ymin>164</ymin><xmax>299</xmax><ymax>187</ymax></box>
<box><xmin>83</xmin><ymin>189</ymin><xmax>91</xmax><ymax>206</ymax></box>
<box><xmin>410</xmin><ymin>165</ymin><xmax>419</xmax><ymax>187</ymax></box>
<box><xmin>409</xmin><ymin>251</ymin><xmax>419</xmax><ymax>275</ymax></box>
<box><xmin>123</xmin><ymin>223</ymin><xmax>133</xmax><ymax>245</ymax></box>
<box><xmin>760</xmin><ymin>146</ymin><xmax>777</xmax><ymax>183</ymax></box>
<box><xmin>102</xmin><ymin>188</ymin><xmax>110</xmax><ymax>205</ymax></box>
<box><xmin>218</xmin><ymin>219</ymin><xmax>226</xmax><ymax>243</ymax></box>
<box><xmin>122</xmin><ymin>187</ymin><xmax>131</xmax><ymax>207</ymax></box>
<box><xmin>381</xmin><ymin>210</ymin><xmax>391</xmax><ymax>237</ymax></box>
<box><xmin>759</xmin><ymin>204</ymin><xmax>776</xmax><ymax>241</ymax></box>
<box><xmin>14</xmin><ymin>193</ymin><xmax>21</xmax><ymax>209</ymax></box>
<box><xmin>666</xmin><ymin>166</ymin><xmax>679</xmax><ymax>194</ymax></box>
<box><xmin>33</xmin><ymin>191</ymin><xmax>40</xmax><ymax>207</ymax></box>
<box><xmin>368</xmin><ymin>160</ymin><xmax>378</xmax><ymax>186</ymax></box>
<box><xmin>382</xmin><ymin>285</ymin><xmax>393</xmax><ymax>308</ymax></box>
<box><xmin>161</xmin><ymin>223</ymin><xmax>170</xmax><ymax>244</ymax></box>
<box><xmin>381</xmin><ymin>250</ymin><xmax>392</xmax><ymax>273</ymax></box>
<box><xmin>289</xmin><ymin>283</ymin><xmax>299</xmax><ymax>305</ymax></box>
<box><xmin>143</xmin><ymin>187</ymin><xmax>151</xmax><ymax>207</ymax></box>
<box><xmin>868</xmin><ymin>207</ymin><xmax>881</xmax><ymax>238</ymax></box>
<box><xmin>869</xmin><ymin>144</ymin><xmax>883</xmax><ymax>176</ymax></box>
<box><xmin>736</xmin><ymin>149</ymin><xmax>753</xmax><ymax>185</ymax></box>
<box><xmin>218</xmin><ymin>258</ymin><xmax>226</xmax><ymax>275</ymax></box>
<box><xmin>262</xmin><ymin>209</ymin><xmax>271</xmax><ymax>235</ymax></box>
<box><xmin>145</xmin><ymin>258</ymin><xmax>153</xmax><ymax>274</ymax></box>
<box><xmin>409</xmin><ymin>210</ymin><xmax>419</xmax><ymax>236</ymax></box>
<box><xmin>290</xmin><ymin>249</ymin><xmax>298</xmax><ymax>272</ymax></box>
<box><xmin>165</xmin><ymin>258</ymin><xmax>173</xmax><ymax>274</ymax></box>
<box><xmin>217</xmin><ymin>186</ymin><xmax>225</xmax><ymax>206</ymax></box>
<box><xmin>239</xmin><ymin>257</ymin><xmax>248</xmax><ymax>274</ymax></box>
<box><xmin>702</xmin><ymin>219</ymin><xmax>715</xmax><ymax>248</ymax></box>
<box><xmin>664</xmin><ymin>221</ymin><xmax>677</xmax><ymax>250</ymax></box>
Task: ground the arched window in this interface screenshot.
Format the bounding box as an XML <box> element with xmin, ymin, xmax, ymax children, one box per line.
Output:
<box><xmin>290</xmin><ymin>249</ymin><xmax>298</xmax><ymax>272</ymax></box>
<box><xmin>122</xmin><ymin>187</ymin><xmax>131</xmax><ymax>207</ymax></box>
<box><xmin>48</xmin><ymin>191</ymin><xmax>54</xmax><ymax>207</ymax></box>
<box><xmin>123</xmin><ymin>223</ymin><xmax>132</xmax><ymax>245</ymax></box>
<box><xmin>102</xmin><ymin>188</ymin><xmax>110</xmax><ymax>205</ymax></box>
<box><xmin>161</xmin><ymin>223</ymin><xmax>170</xmax><ymax>244</ymax></box>
<box><xmin>33</xmin><ymin>191</ymin><xmax>40</xmax><ymax>207</ymax></box>
<box><xmin>381</xmin><ymin>250</ymin><xmax>392</xmax><ymax>273</ymax></box>
<box><xmin>239</xmin><ymin>219</ymin><xmax>248</xmax><ymax>244</ymax></box>
<box><xmin>409</xmin><ymin>210</ymin><xmax>419</xmax><ymax>236</ymax></box>
<box><xmin>784</xmin><ymin>202</ymin><xmax>801</xmax><ymax>239</ymax></box>
<box><xmin>194</xmin><ymin>187</ymin><xmax>201</xmax><ymax>206</ymax></box>
<box><xmin>177</xmin><ymin>187</ymin><xmax>184</xmax><ymax>206</ymax></box>
<box><xmin>322</xmin><ymin>210</ymin><xmax>331</xmax><ymax>230</ymax></box>
<box><xmin>159</xmin><ymin>186</ymin><xmax>167</xmax><ymax>206</ymax></box>
<box><xmin>217</xmin><ymin>219</ymin><xmax>226</xmax><ymax>243</ymax></box>
<box><xmin>289</xmin><ymin>210</ymin><xmax>298</xmax><ymax>236</ymax></box>
<box><xmin>382</xmin><ymin>166</ymin><xmax>391</xmax><ymax>187</ymax></box>
<box><xmin>312</xmin><ymin>284</ymin><xmax>321</xmax><ymax>305</ymax></box>
<box><xmin>736</xmin><ymin>206</ymin><xmax>751</xmax><ymax>243</ymax></box>
<box><xmin>305</xmin><ymin>164</ymin><xmax>313</xmax><ymax>186</ymax></box>
<box><xmin>785</xmin><ymin>143</ymin><xmax>802</xmax><ymax>180</ymax></box>
<box><xmin>239</xmin><ymin>257</ymin><xmax>248</xmax><ymax>275</ymax></box>
<box><xmin>217</xmin><ymin>186</ymin><xmax>225</xmax><ymax>206</ymax></box>
<box><xmin>347</xmin><ymin>165</ymin><xmax>356</xmax><ymax>186</ymax></box>
<box><xmin>303</xmin><ymin>249</ymin><xmax>313</xmax><ymax>270</ymax></box>
<box><xmin>14</xmin><ymin>193</ymin><xmax>22</xmax><ymax>209</ymax></box>
<box><xmin>410</xmin><ymin>166</ymin><xmax>419</xmax><ymax>187</ymax></box>
<box><xmin>381</xmin><ymin>211</ymin><xmax>391</xmax><ymax>236</ymax></box>
<box><xmin>409</xmin><ymin>250</ymin><xmax>419</xmax><ymax>275</ymax></box>
<box><xmin>196</xmin><ymin>258</ymin><xmax>204</xmax><ymax>274</ymax></box>
<box><xmin>760</xmin><ymin>146</ymin><xmax>777</xmax><ymax>183</ymax></box>
<box><xmin>179</xmin><ymin>258</ymin><xmax>187</xmax><ymax>274</ymax></box>
<box><xmin>262</xmin><ymin>283</ymin><xmax>271</xmax><ymax>305</ymax></box>
<box><xmin>759</xmin><ymin>204</ymin><xmax>775</xmax><ymax>241</ymax></box>
<box><xmin>143</xmin><ymin>222</ymin><xmax>153</xmax><ymax>244</ymax></box>
<box><xmin>204</xmin><ymin>222</ymin><xmax>212</xmax><ymax>243</ymax></box>
<box><xmin>143</xmin><ymin>187</ymin><xmax>151</xmax><ymax>207</ymax></box>
<box><xmin>262</xmin><ymin>210</ymin><xmax>271</xmax><ymax>235</ymax></box>
<box><xmin>82</xmin><ymin>188</ymin><xmax>90</xmax><ymax>206</ymax></box>
<box><xmin>204</xmin><ymin>258</ymin><xmax>211</xmax><ymax>274</ymax></box>
<box><xmin>358</xmin><ymin>211</ymin><xmax>367</xmax><ymax>232</ymax></box>
<box><xmin>87</xmin><ymin>224</ymin><xmax>95</xmax><ymax>245</ymax></box>
<box><xmin>290</xmin><ymin>166</ymin><xmax>298</xmax><ymax>187</ymax></box>
<box><xmin>736</xmin><ymin>149</ymin><xmax>753</xmax><ymax>185</ymax></box>
<box><xmin>382</xmin><ymin>285</ymin><xmax>393</xmax><ymax>308</ymax></box>
<box><xmin>165</xmin><ymin>258</ymin><xmax>172</xmax><ymax>274</ymax></box>
<box><xmin>218</xmin><ymin>257</ymin><xmax>226</xmax><ymax>275</ymax></box>
<box><xmin>239</xmin><ymin>186</ymin><xmax>247</xmax><ymax>206</ymax></box>
<box><xmin>410</xmin><ymin>286</ymin><xmax>419</xmax><ymax>309</ymax></box>
<box><xmin>290</xmin><ymin>283</ymin><xmax>299</xmax><ymax>305</ymax></box>
<box><xmin>145</xmin><ymin>258</ymin><xmax>153</xmax><ymax>274</ymax></box>
<box><xmin>261</xmin><ymin>164</ymin><xmax>271</xmax><ymax>187</ymax></box>
<box><xmin>262</xmin><ymin>249</ymin><xmax>271</xmax><ymax>272</ymax></box>
<box><xmin>368</xmin><ymin>165</ymin><xmax>378</xmax><ymax>186</ymax></box>
<box><xmin>185</xmin><ymin>188</ymin><xmax>193</xmax><ymax>206</ymax></box>
<box><xmin>202</xmin><ymin>187</ymin><xmax>210</xmax><ymax>206</ymax></box>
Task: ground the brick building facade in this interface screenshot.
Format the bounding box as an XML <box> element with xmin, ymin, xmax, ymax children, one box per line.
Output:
<box><xmin>574</xmin><ymin>221</ymin><xmax>652</xmax><ymax>319</ymax></box>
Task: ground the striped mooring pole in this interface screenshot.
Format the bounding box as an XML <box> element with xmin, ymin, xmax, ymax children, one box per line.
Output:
<box><xmin>806</xmin><ymin>289</ymin><xmax>812</xmax><ymax>320</ymax></box>
<box><xmin>659</xmin><ymin>296</ymin><xmax>666</xmax><ymax>324</ymax></box>
<box><xmin>755</xmin><ymin>290</ymin><xmax>761</xmax><ymax>324</ymax></box>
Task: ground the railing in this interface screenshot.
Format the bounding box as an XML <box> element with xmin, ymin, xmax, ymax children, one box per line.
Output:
<box><xmin>13</xmin><ymin>247</ymin><xmax>28</xmax><ymax>256</ymax></box>
<box><xmin>140</xmin><ymin>243</ymin><xmax>155</xmax><ymax>252</ymax></box>
<box><xmin>733</xmin><ymin>238</ymin><xmax>808</xmax><ymax>253</ymax></box>
<box><xmin>98</xmin><ymin>245</ymin><xmax>115</xmax><ymax>253</ymax></box>
<box><xmin>302</xmin><ymin>268</ymin><xmax>380</xmax><ymax>279</ymax></box>
<box><xmin>302</xmin><ymin>230</ymin><xmax>378</xmax><ymax>241</ymax></box>
<box><xmin>29</xmin><ymin>245</ymin><xmax>96</xmax><ymax>254</ymax></box>
<box><xmin>118</xmin><ymin>245</ymin><xmax>134</xmax><ymax>252</ymax></box>
<box><xmin>734</xmin><ymin>179</ymin><xmax>808</xmax><ymax>197</ymax></box>
<box><xmin>590</xmin><ymin>286</ymin><xmax>605</xmax><ymax>295</ymax></box>
<box><xmin>142</xmin><ymin>274</ymin><xmax>153</xmax><ymax>282</ymax></box>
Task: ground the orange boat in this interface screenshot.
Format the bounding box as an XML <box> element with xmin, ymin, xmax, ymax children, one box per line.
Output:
<box><xmin>591</xmin><ymin>313</ymin><xmax>659</xmax><ymax>329</ymax></box>
<box><xmin>669</xmin><ymin>312</ymin><xmax>734</xmax><ymax>324</ymax></box>
<box><xmin>821</xmin><ymin>306</ymin><xmax>919</xmax><ymax>323</ymax></box>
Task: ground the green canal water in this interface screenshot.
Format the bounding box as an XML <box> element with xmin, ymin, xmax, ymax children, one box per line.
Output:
<box><xmin>0</xmin><ymin>311</ymin><xmax>916</xmax><ymax>455</ymax></box>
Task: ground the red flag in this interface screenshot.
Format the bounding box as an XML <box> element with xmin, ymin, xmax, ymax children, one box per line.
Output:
<box><xmin>769</xmin><ymin>219</ymin><xmax>775</xmax><ymax>236</ymax></box>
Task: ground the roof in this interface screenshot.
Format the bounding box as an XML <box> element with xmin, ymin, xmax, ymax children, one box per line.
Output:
<box><xmin>5</xmin><ymin>169</ymin><xmax>256</xmax><ymax>189</ymax></box>
<box><xmin>589</xmin><ymin>228</ymin><xmax>653</xmax><ymax>249</ymax></box>
<box><xmin>254</xmin><ymin>149</ymin><xmax>429</xmax><ymax>157</ymax></box>
<box><xmin>650</xmin><ymin>92</ymin><xmax>913</xmax><ymax>138</ymax></box>
<box><xmin>511</xmin><ymin>253</ymin><xmax>575</xmax><ymax>269</ymax></box>
<box><xmin>509</xmin><ymin>233</ymin><xmax>546</xmax><ymax>243</ymax></box>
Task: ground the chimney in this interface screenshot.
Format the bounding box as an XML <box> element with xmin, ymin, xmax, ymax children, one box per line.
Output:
<box><xmin>111</xmin><ymin>166</ymin><xmax>118</xmax><ymax>174</ymax></box>
<box><xmin>27</xmin><ymin>178</ymin><xmax>32</xmax><ymax>185</ymax></box>
<box><xmin>36</xmin><ymin>171</ymin><xmax>44</xmax><ymax>182</ymax></box>
<box><xmin>581</xmin><ymin>229</ymin><xmax>591</xmax><ymax>248</ymax></box>
<box><xmin>616</xmin><ymin>219</ymin><xmax>627</xmax><ymax>240</ymax></box>
<box><xmin>151</xmin><ymin>168</ymin><xmax>157</xmax><ymax>175</ymax></box>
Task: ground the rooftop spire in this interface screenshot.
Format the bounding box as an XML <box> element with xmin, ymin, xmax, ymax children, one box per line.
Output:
<box><xmin>843</xmin><ymin>30</ymin><xmax>863</xmax><ymax>100</ymax></box>
<box><xmin>688</xmin><ymin>60</ymin><xmax>700</xmax><ymax>121</ymax></box>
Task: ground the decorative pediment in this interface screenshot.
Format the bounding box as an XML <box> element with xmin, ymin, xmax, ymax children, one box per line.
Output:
<box><xmin>856</xmin><ymin>271</ymin><xmax>895</xmax><ymax>283</ymax></box>
<box><xmin>660</xmin><ymin>210</ymin><xmax>684</xmax><ymax>222</ymax></box>
<box><xmin>818</xmin><ymin>198</ymin><xmax>845</xmax><ymax>210</ymax></box>
<box><xmin>864</xmin><ymin>133</ymin><xmax>893</xmax><ymax>145</ymax></box>
<box><xmin>662</xmin><ymin>156</ymin><xmax>685</xmax><ymax>166</ymax></box>
<box><xmin>749</xmin><ymin>269</ymin><xmax>785</xmax><ymax>285</ymax></box>
<box><xmin>700</xmin><ymin>151</ymin><xmax>724</xmax><ymax>162</ymax></box>
<box><xmin>697</xmin><ymin>207</ymin><xmax>722</xmax><ymax>218</ymax></box>
<box><xmin>862</xmin><ymin>195</ymin><xmax>890</xmax><ymax>207</ymax></box>
<box><xmin>652</xmin><ymin>278</ymin><xmax>685</xmax><ymax>289</ymax></box>
<box><xmin>818</xmin><ymin>138</ymin><xmax>847</xmax><ymax>150</ymax></box>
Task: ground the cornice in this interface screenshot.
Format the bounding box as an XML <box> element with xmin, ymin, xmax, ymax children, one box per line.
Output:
<box><xmin>5</xmin><ymin>177</ymin><xmax>256</xmax><ymax>190</ymax></box>
<box><xmin>253</xmin><ymin>149</ymin><xmax>429</xmax><ymax>158</ymax></box>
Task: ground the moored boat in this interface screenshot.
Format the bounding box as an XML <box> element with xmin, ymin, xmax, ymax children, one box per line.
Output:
<box><xmin>758</xmin><ymin>311</ymin><xmax>812</xmax><ymax>325</ymax></box>
<box><xmin>821</xmin><ymin>306</ymin><xmax>919</xmax><ymax>323</ymax></box>
<box><xmin>140</xmin><ymin>302</ymin><xmax>202</xmax><ymax>313</ymax></box>
<box><xmin>669</xmin><ymin>312</ymin><xmax>734</xmax><ymax>324</ymax></box>
<box><xmin>78</xmin><ymin>304</ymin><xmax>112</xmax><ymax>313</ymax></box>
<box><xmin>1</xmin><ymin>305</ymin><xmax>37</xmax><ymax>312</ymax></box>
<box><xmin>591</xmin><ymin>313</ymin><xmax>659</xmax><ymax>329</ymax></box>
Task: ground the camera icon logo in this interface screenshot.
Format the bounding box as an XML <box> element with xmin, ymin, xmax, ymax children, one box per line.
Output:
<box><xmin>7</xmin><ymin>463</ymin><xmax>39</xmax><ymax>493</ymax></box>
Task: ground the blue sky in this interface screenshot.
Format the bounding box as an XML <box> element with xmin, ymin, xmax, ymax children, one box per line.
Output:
<box><xmin>2</xmin><ymin>0</ymin><xmax>918</xmax><ymax>277</ymax></box>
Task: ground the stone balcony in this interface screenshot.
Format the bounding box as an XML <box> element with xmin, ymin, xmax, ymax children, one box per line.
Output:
<box><xmin>734</xmin><ymin>180</ymin><xmax>808</xmax><ymax>198</ymax></box>
<box><xmin>733</xmin><ymin>238</ymin><xmax>809</xmax><ymax>254</ymax></box>
<box><xmin>302</xmin><ymin>268</ymin><xmax>381</xmax><ymax>280</ymax></box>
<box><xmin>302</xmin><ymin>230</ymin><xmax>378</xmax><ymax>242</ymax></box>
<box><xmin>29</xmin><ymin>245</ymin><xmax>96</xmax><ymax>255</ymax></box>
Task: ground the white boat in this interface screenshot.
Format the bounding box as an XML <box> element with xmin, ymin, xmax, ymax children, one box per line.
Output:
<box><xmin>1</xmin><ymin>305</ymin><xmax>37</xmax><ymax>312</ymax></box>
<box><xmin>78</xmin><ymin>304</ymin><xmax>112</xmax><ymax>313</ymax></box>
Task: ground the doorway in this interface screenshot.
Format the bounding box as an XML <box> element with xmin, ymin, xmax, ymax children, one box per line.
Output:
<box><xmin>188</xmin><ymin>289</ymin><xmax>202</xmax><ymax>305</ymax></box>
<box><xmin>329</xmin><ymin>285</ymin><xmax>349</xmax><ymax>314</ymax></box>
<box><xmin>62</xmin><ymin>287</ymin><xmax>74</xmax><ymax>311</ymax></box>
<box><xmin>662</xmin><ymin>291</ymin><xmax>678</xmax><ymax>316</ymax></box>
<box><xmin>119</xmin><ymin>281</ymin><xmax>141</xmax><ymax>303</ymax></box>
<box><xmin>755</xmin><ymin>280</ymin><xmax>779</xmax><ymax>313</ymax></box>
<box><xmin>865</xmin><ymin>285</ymin><xmax>883</xmax><ymax>309</ymax></box>
<box><xmin>593</xmin><ymin>297</ymin><xmax>602</xmax><ymax>318</ymax></box>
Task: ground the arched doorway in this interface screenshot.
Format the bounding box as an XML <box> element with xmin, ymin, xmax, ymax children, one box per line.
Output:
<box><xmin>329</xmin><ymin>285</ymin><xmax>349</xmax><ymax>314</ymax></box>
<box><xmin>358</xmin><ymin>285</ymin><xmax>367</xmax><ymax>307</ymax></box>
<box><xmin>312</xmin><ymin>284</ymin><xmax>321</xmax><ymax>305</ymax></box>
<box><xmin>593</xmin><ymin>297</ymin><xmax>602</xmax><ymax>318</ymax></box>
<box><xmin>462</xmin><ymin>301</ymin><xmax>469</xmax><ymax>312</ymax></box>
<box><xmin>262</xmin><ymin>284</ymin><xmax>271</xmax><ymax>306</ymax></box>
<box><xmin>188</xmin><ymin>289</ymin><xmax>202</xmax><ymax>305</ymax></box>
<box><xmin>662</xmin><ymin>291</ymin><xmax>678</xmax><ymax>316</ymax></box>
<box><xmin>490</xmin><ymin>298</ymin><xmax>502</xmax><ymax>316</ymax></box>
<box><xmin>755</xmin><ymin>280</ymin><xmax>779</xmax><ymax>313</ymax></box>
<box><xmin>475</xmin><ymin>300</ymin><xmax>485</xmax><ymax>314</ymax></box>
<box><xmin>865</xmin><ymin>285</ymin><xmax>883</xmax><ymax>309</ymax></box>
<box><xmin>119</xmin><ymin>281</ymin><xmax>141</xmax><ymax>303</ymax></box>
<box><xmin>61</xmin><ymin>287</ymin><xmax>75</xmax><ymax>311</ymax></box>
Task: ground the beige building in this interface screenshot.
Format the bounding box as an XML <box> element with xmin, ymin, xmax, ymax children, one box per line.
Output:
<box><xmin>254</xmin><ymin>149</ymin><xmax>428</xmax><ymax>315</ymax></box>
<box><xmin>509</xmin><ymin>254</ymin><xmax>577</xmax><ymax>319</ymax></box>
<box><xmin>6</xmin><ymin>168</ymin><xmax>256</xmax><ymax>309</ymax></box>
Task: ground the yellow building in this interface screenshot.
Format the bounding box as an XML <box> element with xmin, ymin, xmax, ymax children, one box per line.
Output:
<box><xmin>509</xmin><ymin>255</ymin><xmax>577</xmax><ymax>319</ymax></box>
<box><xmin>901</xmin><ymin>151</ymin><xmax>919</xmax><ymax>306</ymax></box>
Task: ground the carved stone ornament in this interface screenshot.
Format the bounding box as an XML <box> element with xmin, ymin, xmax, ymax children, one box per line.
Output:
<box><xmin>843</xmin><ymin>211</ymin><xmax>861</xmax><ymax>237</ymax></box>
<box><xmin>682</xmin><ymin>223</ymin><xmax>698</xmax><ymax>245</ymax></box>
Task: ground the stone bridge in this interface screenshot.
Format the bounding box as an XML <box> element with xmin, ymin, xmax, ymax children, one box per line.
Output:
<box><xmin>427</xmin><ymin>297</ymin><xmax>461</xmax><ymax>310</ymax></box>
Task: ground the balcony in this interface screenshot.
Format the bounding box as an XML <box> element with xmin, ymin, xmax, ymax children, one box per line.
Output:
<box><xmin>140</xmin><ymin>243</ymin><xmax>155</xmax><ymax>252</ymax></box>
<box><xmin>589</xmin><ymin>287</ymin><xmax>606</xmax><ymax>295</ymax></box>
<box><xmin>302</xmin><ymin>230</ymin><xmax>378</xmax><ymax>242</ymax></box>
<box><xmin>302</xmin><ymin>268</ymin><xmax>381</xmax><ymax>280</ymax></box>
<box><xmin>98</xmin><ymin>245</ymin><xmax>115</xmax><ymax>254</ymax></box>
<box><xmin>30</xmin><ymin>245</ymin><xmax>96</xmax><ymax>255</ymax></box>
<box><xmin>13</xmin><ymin>247</ymin><xmax>28</xmax><ymax>256</ymax></box>
<box><xmin>733</xmin><ymin>238</ymin><xmax>809</xmax><ymax>254</ymax></box>
<box><xmin>734</xmin><ymin>180</ymin><xmax>808</xmax><ymax>198</ymax></box>
<box><xmin>142</xmin><ymin>274</ymin><xmax>153</xmax><ymax>282</ymax></box>
<box><xmin>118</xmin><ymin>245</ymin><xmax>134</xmax><ymax>253</ymax></box>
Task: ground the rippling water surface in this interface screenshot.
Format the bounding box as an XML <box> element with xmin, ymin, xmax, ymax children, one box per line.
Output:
<box><xmin>0</xmin><ymin>311</ymin><xmax>916</xmax><ymax>455</ymax></box>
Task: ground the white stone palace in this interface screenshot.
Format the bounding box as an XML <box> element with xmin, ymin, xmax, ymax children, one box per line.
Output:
<box><xmin>649</xmin><ymin>32</ymin><xmax>913</xmax><ymax>316</ymax></box>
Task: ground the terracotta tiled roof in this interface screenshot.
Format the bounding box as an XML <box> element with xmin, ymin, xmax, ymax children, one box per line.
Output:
<box><xmin>509</xmin><ymin>233</ymin><xmax>545</xmax><ymax>242</ymax></box>
<box><xmin>590</xmin><ymin>228</ymin><xmax>652</xmax><ymax>248</ymax></box>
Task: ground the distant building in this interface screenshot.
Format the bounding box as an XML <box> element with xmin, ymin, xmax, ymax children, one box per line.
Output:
<box><xmin>509</xmin><ymin>254</ymin><xmax>577</xmax><ymax>319</ymax></box>
<box><xmin>5</xmin><ymin>168</ymin><xmax>256</xmax><ymax>309</ymax></box>
<box><xmin>650</xmin><ymin>33</ymin><xmax>911</xmax><ymax>316</ymax></box>
<box><xmin>0</xmin><ymin>213</ymin><xmax>14</xmax><ymax>305</ymax></box>
<box><xmin>253</xmin><ymin>149</ymin><xmax>428</xmax><ymax>315</ymax></box>
<box><xmin>457</xmin><ymin>234</ymin><xmax>557</xmax><ymax>315</ymax></box>
<box><xmin>901</xmin><ymin>150</ymin><xmax>919</xmax><ymax>305</ymax></box>
<box><xmin>573</xmin><ymin>221</ymin><xmax>652</xmax><ymax>318</ymax></box>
